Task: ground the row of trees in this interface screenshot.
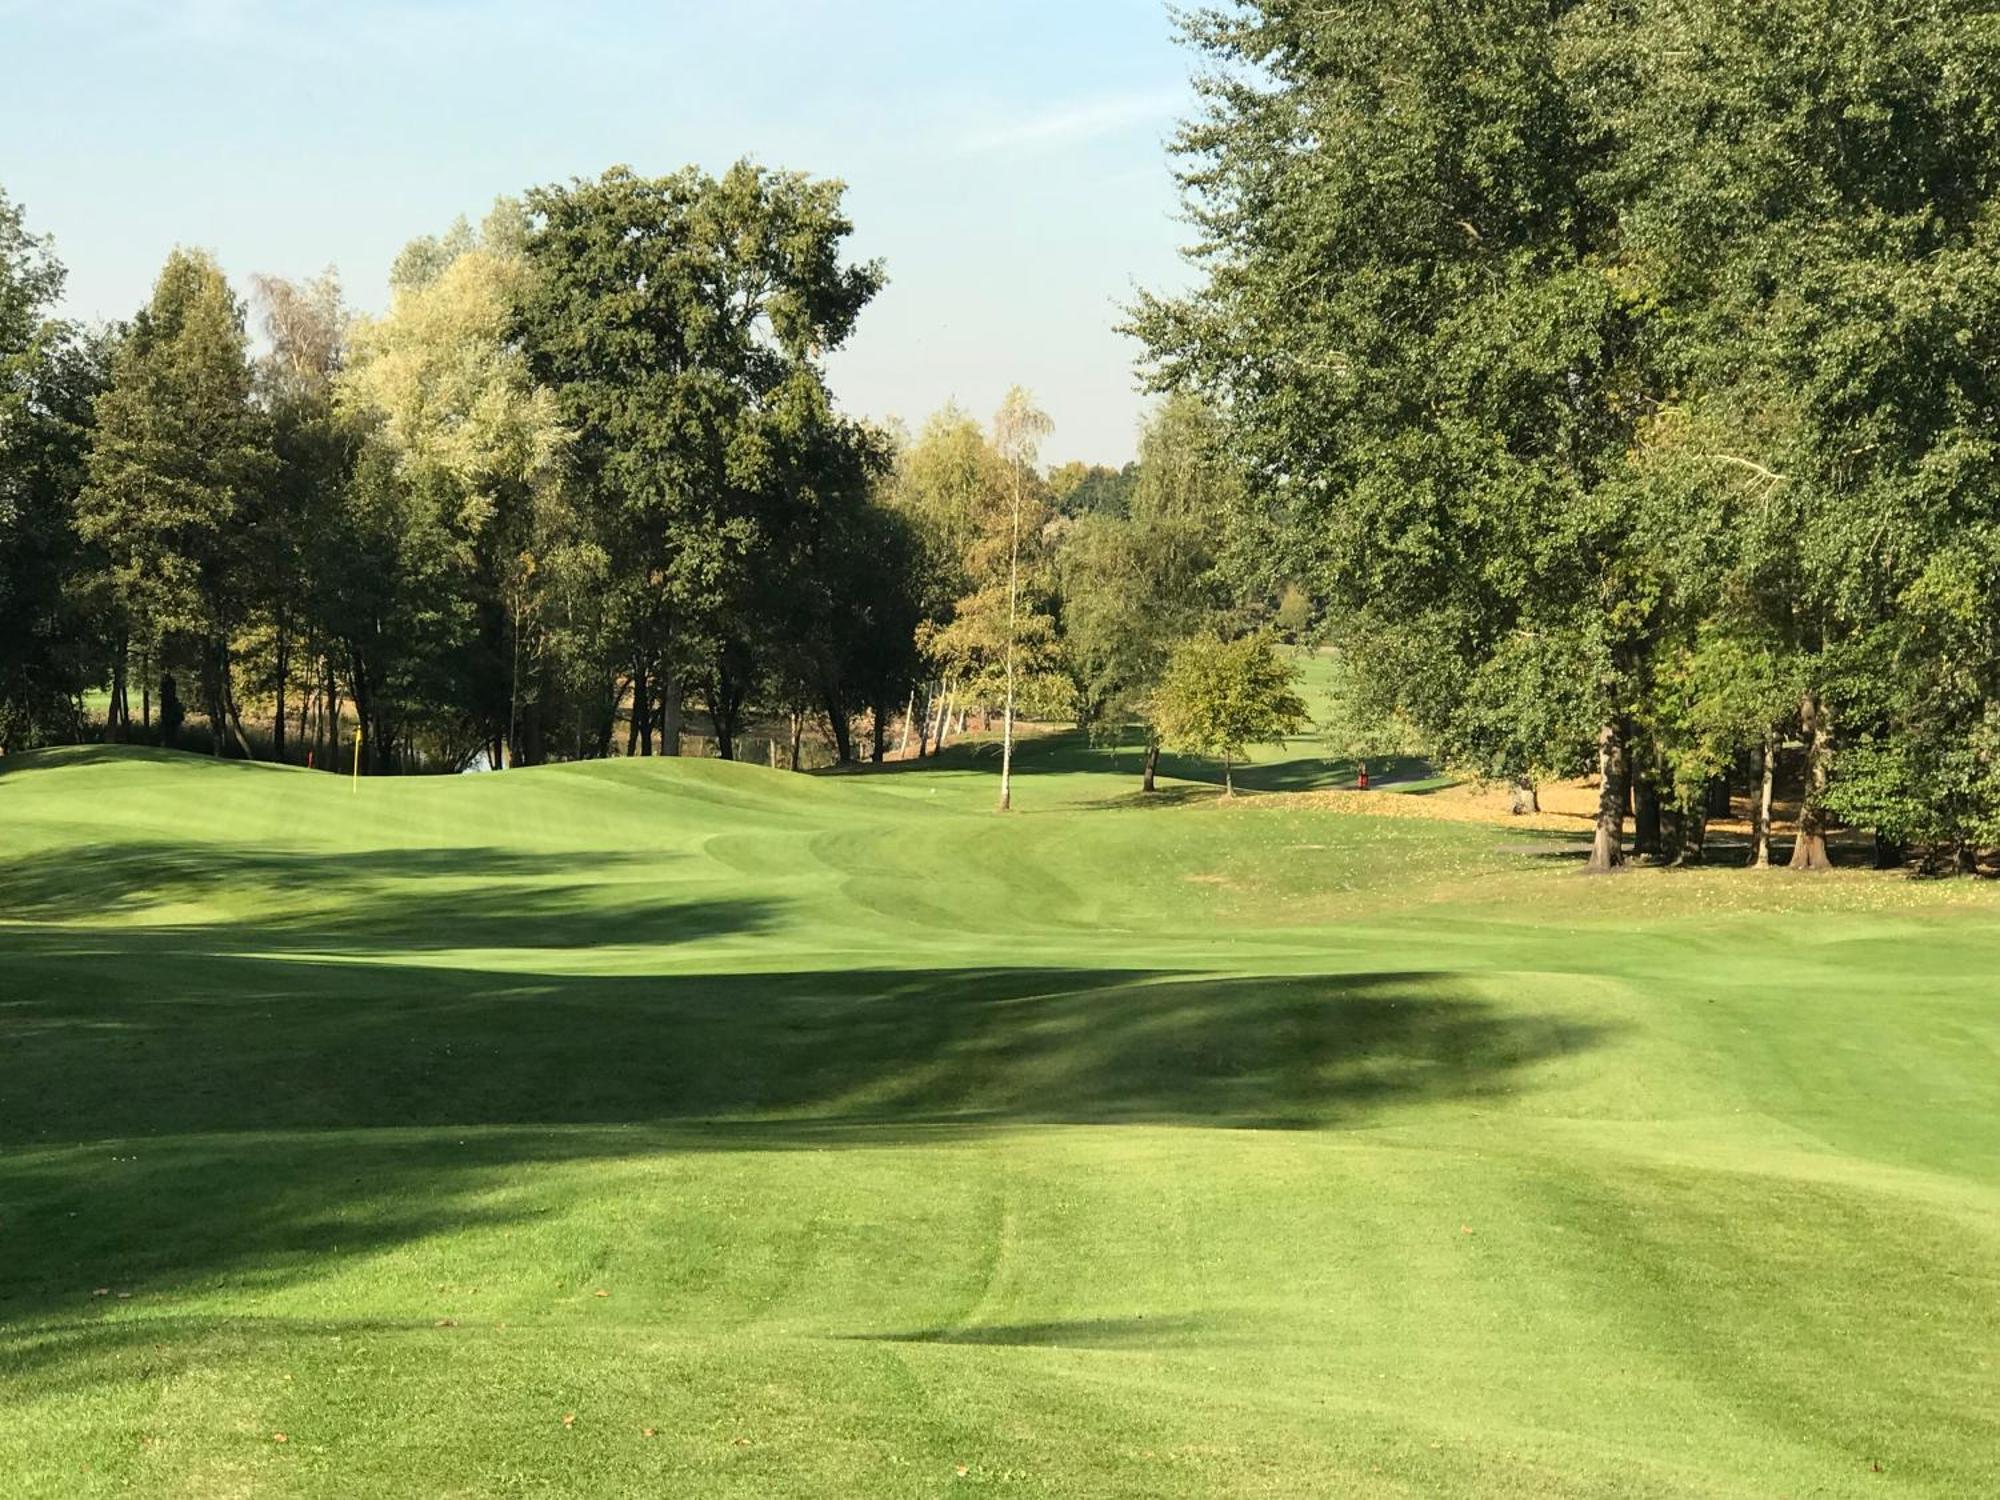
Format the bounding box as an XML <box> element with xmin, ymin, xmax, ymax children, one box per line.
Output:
<box><xmin>884</xmin><ymin>389</ymin><xmax>1308</xmax><ymax>803</ymax></box>
<box><xmin>1136</xmin><ymin>0</ymin><xmax>2000</xmax><ymax>872</ymax></box>
<box><xmin>3</xmin><ymin>169</ymin><xmax>1286</xmax><ymax>793</ymax></box>
<box><xmin>2</xmin><ymin>168</ymin><xmax>938</xmax><ymax>772</ymax></box>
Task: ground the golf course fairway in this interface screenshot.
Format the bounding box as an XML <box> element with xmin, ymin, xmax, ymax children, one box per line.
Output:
<box><xmin>2</xmin><ymin>739</ymin><xmax>1996</xmax><ymax>1498</ymax></box>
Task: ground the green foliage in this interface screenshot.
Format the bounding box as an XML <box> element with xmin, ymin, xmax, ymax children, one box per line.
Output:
<box><xmin>74</xmin><ymin>247</ymin><xmax>269</xmax><ymax>750</ymax></box>
<box><xmin>514</xmin><ymin>162</ymin><xmax>889</xmax><ymax>757</ymax></box>
<box><xmin>1272</xmin><ymin>583</ymin><xmax>1312</xmax><ymax>642</ymax></box>
<box><xmin>1133</xmin><ymin>0</ymin><xmax>1655</xmax><ymax>825</ymax></box>
<box><xmin>1057</xmin><ymin>397</ymin><xmax>1229</xmax><ymax>752</ymax></box>
<box><xmin>1137</xmin><ymin>0</ymin><xmax>2000</xmax><ymax>864</ymax></box>
<box><xmin>1047</xmin><ymin>459</ymin><xmax>1137</xmax><ymax>519</ymax></box>
<box><xmin>923</xmin><ymin>391</ymin><xmax>1066</xmax><ymax>715</ymax></box>
<box><xmin>77</xmin><ymin>250</ymin><xmax>265</xmax><ymax>646</ymax></box>
<box><xmin>0</xmin><ymin>190</ymin><xmax>102</xmax><ymax>749</ymax></box>
<box><xmin>335</xmin><ymin>233</ymin><xmax>585</xmax><ymax>765</ymax></box>
<box><xmin>1153</xmin><ymin>631</ymin><xmax>1309</xmax><ymax>791</ymax></box>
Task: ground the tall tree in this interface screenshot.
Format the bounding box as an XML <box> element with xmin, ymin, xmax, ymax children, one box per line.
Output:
<box><xmin>991</xmin><ymin>387</ymin><xmax>1053</xmax><ymax>811</ymax></box>
<box><xmin>77</xmin><ymin>249</ymin><xmax>268</xmax><ymax>756</ymax></box>
<box><xmin>250</xmin><ymin>270</ymin><xmax>350</xmax><ymax>763</ymax></box>
<box><xmin>1133</xmin><ymin>0</ymin><xmax>1654</xmax><ymax>872</ymax></box>
<box><xmin>1058</xmin><ymin>394</ymin><xmax>1229</xmax><ymax>790</ymax></box>
<box><xmin>338</xmin><ymin>221</ymin><xmax>573</xmax><ymax>769</ymax></box>
<box><xmin>1579</xmin><ymin>0</ymin><xmax>2000</xmax><ymax>869</ymax></box>
<box><xmin>923</xmin><ymin>403</ymin><xmax>1065</xmax><ymax>786</ymax></box>
<box><xmin>0</xmin><ymin>189</ymin><xmax>103</xmax><ymax>750</ymax></box>
<box><xmin>514</xmin><ymin>162</ymin><xmax>882</xmax><ymax>761</ymax></box>
<box><xmin>883</xmin><ymin>405</ymin><xmax>1002</xmax><ymax>755</ymax></box>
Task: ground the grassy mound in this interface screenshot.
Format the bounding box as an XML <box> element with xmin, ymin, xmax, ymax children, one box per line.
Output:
<box><xmin>2</xmin><ymin>740</ymin><xmax>1996</xmax><ymax>1497</ymax></box>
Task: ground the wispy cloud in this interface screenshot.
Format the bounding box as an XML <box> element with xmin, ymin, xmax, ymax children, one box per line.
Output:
<box><xmin>958</xmin><ymin>89</ymin><xmax>1185</xmax><ymax>156</ymax></box>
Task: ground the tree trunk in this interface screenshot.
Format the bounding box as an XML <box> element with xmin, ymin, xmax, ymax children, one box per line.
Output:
<box><xmin>348</xmin><ymin>649</ymin><xmax>372</xmax><ymax>775</ymax></box>
<box><xmin>998</xmin><ymin>462</ymin><xmax>1025</xmax><ymax>813</ymax></box>
<box><xmin>1673</xmin><ymin>805</ymin><xmax>1708</xmax><ymax>867</ymax></box>
<box><xmin>871</xmin><ymin>696</ymin><xmax>889</xmax><ymax>765</ymax></box>
<box><xmin>1510</xmin><ymin>776</ymin><xmax>1539</xmax><ymax>816</ymax></box>
<box><xmin>1789</xmin><ymin>694</ymin><xmax>1836</xmax><ymax>871</ymax></box>
<box><xmin>1142</xmin><ymin>740</ymin><xmax>1160</xmax><ymax>793</ymax></box>
<box><xmin>633</xmin><ymin>661</ymin><xmax>651</xmax><ymax>757</ymax></box>
<box><xmin>897</xmin><ymin>689</ymin><xmax>916</xmax><ymax>758</ymax></box>
<box><xmin>707</xmin><ymin>656</ymin><xmax>738</xmax><ymax>762</ymax></box>
<box><xmin>1223</xmin><ymin>751</ymin><xmax>1235</xmax><ymax>797</ymax></box>
<box><xmin>789</xmin><ymin>712</ymin><xmax>804</xmax><ymax>772</ymax></box>
<box><xmin>324</xmin><ymin>659</ymin><xmax>340</xmax><ymax>770</ymax></box>
<box><xmin>659</xmin><ymin>666</ymin><xmax>682</xmax><ymax>756</ymax></box>
<box><xmin>1587</xmin><ymin>718</ymin><xmax>1627</xmax><ymax>873</ymax></box>
<box><xmin>594</xmin><ymin>673</ymin><xmax>617</xmax><ymax>759</ymax></box>
<box><xmin>1705</xmin><ymin>775</ymin><xmax>1733</xmax><ymax>820</ymax></box>
<box><xmin>224</xmin><ymin>674</ymin><xmax>255</xmax><ymax>760</ymax></box>
<box><xmin>109</xmin><ymin>639</ymin><xmax>130</xmax><ymax>741</ymax></box>
<box><xmin>1633</xmin><ymin>761</ymin><xmax>1662</xmax><ymax>861</ymax></box>
<box><xmin>1749</xmin><ymin>730</ymin><xmax>1776</xmax><ymax>869</ymax></box>
<box><xmin>202</xmin><ymin>639</ymin><xmax>227</xmax><ymax>757</ymax></box>
<box><xmin>825</xmin><ymin>686</ymin><xmax>853</xmax><ymax>764</ymax></box>
<box><xmin>272</xmin><ymin>619</ymin><xmax>289</xmax><ymax>762</ymax></box>
<box><xmin>998</xmin><ymin>683</ymin><xmax>1015</xmax><ymax>811</ymax></box>
<box><xmin>158</xmin><ymin>671</ymin><xmax>184</xmax><ymax>746</ymax></box>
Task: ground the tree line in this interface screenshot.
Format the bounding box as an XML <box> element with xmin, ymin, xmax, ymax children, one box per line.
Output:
<box><xmin>1135</xmin><ymin>0</ymin><xmax>2000</xmax><ymax>873</ymax></box>
<box><xmin>1</xmin><ymin>164</ymin><xmax>1293</xmax><ymax>791</ymax></box>
<box><xmin>3</xmin><ymin>167</ymin><xmax>924</xmax><ymax>773</ymax></box>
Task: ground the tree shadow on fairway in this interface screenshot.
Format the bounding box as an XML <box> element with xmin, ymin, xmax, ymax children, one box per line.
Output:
<box><xmin>0</xmin><ymin>840</ymin><xmax>768</xmax><ymax>954</ymax></box>
<box><xmin>1</xmin><ymin>952</ymin><xmax>1610</xmax><ymax>1145</ymax></box>
<box><xmin>0</xmin><ymin>927</ymin><xmax>1615</xmax><ymax>1366</ymax></box>
<box><xmin>0</xmin><ymin>819</ymin><xmax>1616</xmax><ymax>1390</ymax></box>
<box><xmin>847</xmin><ymin>730</ymin><xmax>1440</xmax><ymax>799</ymax></box>
<box><xmin>847</xmin><ymin>1315</ymin><xmax>1212</xmax><ymax>1348</ymax></box>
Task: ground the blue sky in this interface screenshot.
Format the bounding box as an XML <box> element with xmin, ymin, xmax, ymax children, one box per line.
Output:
<box><xmin>1</xmin><ymin>0</ymin><xmax>1200</xmax><ymax>462</ymax></box>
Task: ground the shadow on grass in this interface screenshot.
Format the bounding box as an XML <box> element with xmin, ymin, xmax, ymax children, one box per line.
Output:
<box><xmin>0</xmin><ymin>841</ymin><xmax>771</xmax><ymax>953</ymax></box>
<box><xmin>0</xmin><ymin>824</ymin><xmax>1615</xmax><ymax>1387</ymax></box>
<box><xmin>0</xmin><ymin>944</ymin><xmax>1613</xmax><ymax>1336</ymax></box>
<box><xmin>845</xmin><ymin>1315</ymin><xmax>1211</xmax><ymax>1348</ymax></box>
<box><xmin>833</xmin><ymin>729</ymin><xmax>1437</xmax><ymax>797</ymax></box>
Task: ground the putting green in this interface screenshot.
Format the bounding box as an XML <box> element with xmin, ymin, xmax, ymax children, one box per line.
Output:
<box><xmin>2</xmin><ymin>739</ymin><xmax>1996</xmax><ymax>1497</ymax></box>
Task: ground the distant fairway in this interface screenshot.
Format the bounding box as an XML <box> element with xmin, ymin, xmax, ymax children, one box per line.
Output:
<box><xmin>2</xmin><ymin>739</ymin><xmax>1997</xmax><ymax>1498</ymax></box>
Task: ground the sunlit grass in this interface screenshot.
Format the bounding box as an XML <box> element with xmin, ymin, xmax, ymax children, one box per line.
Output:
<box><xmin>1</xmin><ymin>736</ymin><xmax>1996</xmax><ymax>1497</ymax></box>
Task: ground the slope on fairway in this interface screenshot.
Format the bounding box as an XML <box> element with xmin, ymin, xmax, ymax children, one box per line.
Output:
<box><xmin>1</xmin><ymin>742</ymin><xmax>1997</xmax><ymax>1499</ymax></box>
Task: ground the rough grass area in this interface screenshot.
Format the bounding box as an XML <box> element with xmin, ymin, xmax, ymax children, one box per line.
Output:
<box><xmin>2</xmin><ymin>735</ymin><xmax>1997</xmax><ymax>1498</ymax></box>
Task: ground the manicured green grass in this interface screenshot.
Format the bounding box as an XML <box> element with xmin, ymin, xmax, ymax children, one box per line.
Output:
<box><xmin>3</xmin><ymin>736</ymin><xmax>1997</xmax><ymax>1497</ymax></box>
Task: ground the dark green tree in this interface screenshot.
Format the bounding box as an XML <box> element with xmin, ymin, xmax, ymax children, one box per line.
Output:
<box><xmin>1132</xmin><ymin>1</ymin><xmax>1658</xmax><ymax>870</ymax></box>
<box><xmin>515</xmin><ymin>162</ymin><xmax>883</xmax><ymax>761</ymax></box>
<box><xmin>0</xmin><ymin>190</ymin><xmax>105</xmax><ymax>750</ymax></box>
<box><xmin>77</xmin><ymin>249</ymin><xmax>269</xmax><ymax>756</ymax></box>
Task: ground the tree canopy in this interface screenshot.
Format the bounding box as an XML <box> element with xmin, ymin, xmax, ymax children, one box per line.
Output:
<box><xmin>1134</xmin><ymin>0</ymin><xmax>2000</xmax><ymax>871</ymax></box>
